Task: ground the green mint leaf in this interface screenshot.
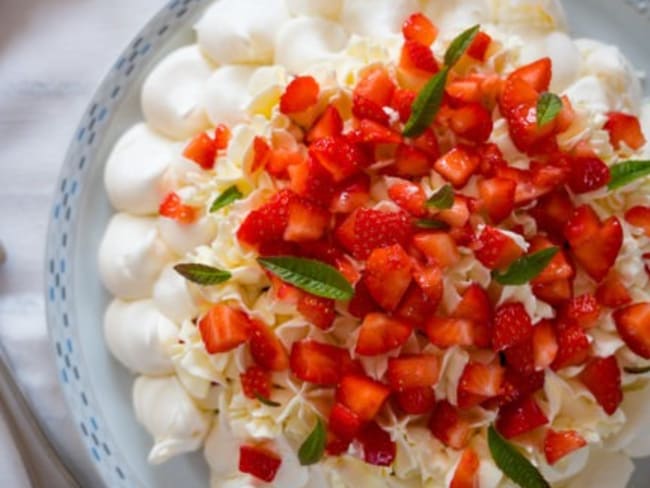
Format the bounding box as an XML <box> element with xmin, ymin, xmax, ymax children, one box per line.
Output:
<box><xmin>492</xmin><ymin>247</ymin><xmax>559</xmax><ymax>286</ymax></box>
<box><xmin>488</xmin><ymin>425</ymin><xmax>550</xmax><ymax>488</ymax></box>
<box><xmin>624</xmin><ymin>365</ymin><xmax>650</xmax><ymax>375</ymax></box>
<box><xmin>174</xmin><ymin>263</ymin><xmax>231</xmax><ymax>286</ymax></box>
<box><xmin>403</xmin><ymin>67</ymin><xmax>449</xmax><ymax>137</ymax></box>
<box><xmin>258</xmin><ymin>256</ymin><xmax>354</xmax><ymax>300</ymax></box>
<box><xmin>537</xmin><ymin>92</ymin><xmax>563</xmax><ymax>127</ymax></box>
<box><xmin>444</xmin><ymin>25</ymin><xmax>481</xmax><ymax>67</ymax></box>
<box><xmin>210</xmin><ymin>185</ymin><xmax>243</xmax><ymax>213</ymax></box>
<box><xmin>415</xmin><ymin>218</ymin><xmax>451</xmax><ymax>230</ymax></box>
<box><xmin>256</xmin><ymin>393</ymin><xmax>281</xmax><ymax>407</ymax></box>
<box><xmin>608</xmin><ymin>160</ymin><xmax>650</xmax><ymax>190</ymax></box>
<box><xmin>426</xmin><ymin>184</ymin><xmax>454</xmax><ymax>209</ymax></box>
<box><xmin>298</xmin><ymin>418</ymin><xmax>326</xmax><ymax>466</ymax></box>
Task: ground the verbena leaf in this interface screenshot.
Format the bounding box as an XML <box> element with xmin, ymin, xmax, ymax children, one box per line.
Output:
<box><xmin>488</xmin><ymin>425</ymin><xmax>550</xmax><ymax>488</ymax></box>
<box><xmin>415</xmin><ymin>218</ymin><xmax>450</xmax><ymax>230</ymax></box>
<box><xmin>426</xmin><ymin>184</ymin><xmax>454</xmax><ymax>209</ymax></box>
<box><xmin>403</xmin><ymin>67</ymin><xmax>449</xmax><ymax>137</ymax></box>
<box><xmin>256</xmin><ymin>393</ymin><xmax>281</xmax><ymax>407</ymax></box>
<box><xmin>258</xmin><ymin>256</ymin><xmax>354</xmax><ymax>300</ymax></box>
<box><xmin>537</xmin><ymin>92</ymin><xmax>563</xmax><ymax>127</ymax></box>
<box><xmin>210</xmin><ymin>185</ymin><xmax>243</xmax><ymax>213</ymax></box>
<box><xmin>298</xmin><ymin>418</ymin><xmax>326</xmax><ymax>466</ymax></box>
<box><xmin>624</xmin><ymin>365</ymin><xmax>650</xmax><ymax>375</ymax></box>
<box><xmin>608</xmin><ymin>160</ymin><xmax>650</xmax><ymax>190</ymax></box>
<box><xmin>492</xmin><ymin>247</ymin><xmax>559</xmax><ymax>286</ymax></box>
<box><xmin>444</xmin><ymin>24</ymin><xmax>481</xmax><ymax>67</ymax></box>
<box><xmin>174</xmin><ymin>263</ymin><xmax>231</xmax><ymax>286</ymax></box>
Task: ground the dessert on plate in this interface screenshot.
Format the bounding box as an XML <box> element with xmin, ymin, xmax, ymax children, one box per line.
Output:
<box><xmin>99</xmin><ymin>0</ymin><xmax>650</xmax><ymax>486</ymax></box>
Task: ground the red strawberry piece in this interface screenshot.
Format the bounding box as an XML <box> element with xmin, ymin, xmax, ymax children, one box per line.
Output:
<box><xmin>551</xmin><ymin>321</ymin><xmax>590</xmax><ymax>370</ymax></box>
<box><xmin>309</xmin><ymin>136</ymin><xmax>365</xmax><ymax>182</ymax></box>
<box><xmin>425</xmin><ymin>317</ymin><xmax>474</xmax><ymax>348</ymax></box>
<box><xmin>568</xmin><ymin>156</ymin><xmax>611</xmax><ymax>194</ymax></box>
<box><xmin>355</xmin><ymin>66</ymin><xmax>396</xmax><ymax>107</ymax></box>
<box><xmin>239</xmin><ymin>445</ymin><xmax>281</xmax><ymax>482</ymax></box>
<box><xmin>446</xmin><ymin>78</ymin><xmax>483</xmax><ymax>104</ymax></box>
<box><xmin>250</xmin><ymin>136</ymin><xmax>272</xmax><ymax>173</ymax></box>
<box><xmin>297</xmin><ymin>294</ymin><xmax>335</xmax><ymax>330</ymax></box>
<box><xmin>356</xmin><ymin>313</ymin><xmax>413</xmax><ymax>355</ymax></box>
<box><xmin>506</xmin><ymin>103</ymin><xmax>557</xmax><ymax>155</ymax></box>
<box><xmin>400</xmin><ymin>39</ymin><xmax>439</xmax><ymax>75</ymax></box>
<box><xmin>579</xmin><ymin>356</ymin><xmax>623</xmax><ymax>415</ymax></box>
<box><xmin>364</xmin><ymin>244</ymin><xmax>413</xmax><ymax>311</ymax></box>
<box><xmin>561</xmin><ymin>294</ymin><xmax>601</xmax><ymax>329</ymax></box>
<box><xmin>199</xmin><ymin>304</ymin><xmax>251</xmax><ymax>354</ymax></box>
<box><xmin>613</xmin><ymin>303</ymin><xmax>650</xmax><ymax>359</ymax></box>
<box><xmin>467</xmin><ymin>31</ymin><xmax>492</xmax><ymax>61</ymax></box>
<box><xmin>565</xmin><ymin>205</ymin><xmax>623</xmax><ymax>282</ymax></box>
<box><xmin>395</xmin><ymin>387</ymin><xmax>436</xmax><ymax>415</ymax></box>
<box><xmin>326</xmin><ymin>432</ymin><xmax>350</xmax><ymax>456</ymax></box>
<box><xmin>283</xmin><ymin>199</ymin><xmax>330</xmax><ymax>242</ymax></box>
<box><xmin>434</xmin><ymin>146</ymin><xmax>481</xmax><ymax>188</ymax></box>
<box><xmin>288</xmin><ymin>156</ymin><xmax>336</xmax><ymax>207</ymax></box>
<box><xmin>280</xmin><ymin>75</ymin><xmax>319</xmax><ymax>114</ymax></box>
<box><xmin>348</xmin><ymin>280</ymin><xmax>381</xmax><ymax>319</ymax></box>
<box><xmin>329</xmin><ymin>174</ymin><xmax>370</xmax><ymax>214</ymax></box>
<box><xmin>533</xmin><ymin>320</ymin><xmax>559</xmax><ymax>371</ymax></box>
<box><xmin>213</xmin><ymin>123</ymin><xmax>231</xmax><ymax>149</ymax></box>
<box><xmin>402</xmin><ymin>12</ymin><xmax>438</xmax><ymax>45</ymax></box>
<box><xmin>269</xmin><ymin>274</ymin><xmax>302</xmax><ymax>304</ymax></box>
<box><xmin>453</xmin><ymin>284</ymin><xmax>492</xmax><ymax>348</ymax></box>
<box><xmin>306</xmin><ymin>105</ymin><xmax>343</xmax><ymax>143</ymax></box>
<box><xmin>241</xmin><ymin>365</ymin><xmax>271</xmax><ymax>399</ymax></box>
<box><xmin>413</xmin><ymin>232</ymin><xmax>461</xmax><ymax>268</ymax></box>
<box><xmin>395</xmin><ymin>283</ymin><xmax>440</xmax><ymax>327</ymax></box>
<box><xmin>429</xmin><ymin>400</ymin><xmax>472</xmax><ymax>449</ymax></box>
<box><xmin>159</xmin><ymin>192</ymin><xmax>199</xmax><ymax>224</ymax></box>
<box><xmin>436</xmin><ymin>195</ymin><xmax>471</xmax><ymax>229</ymax></box>
<box><xmin>357</xmin><ymin>118</ymin><xmax>402</xmax><ymax>144</ymax></box>
<box><xmin>532</xmin><ymin>278</ymin><xmax>573</xmax><ymax>306</ymax></box>
<box><xmin>391</xmin><ymin>88</ymin><xmax>416</xmax><ymax>123</ymax></box>
<box><xmin>472</xmin><ymin>226</ymin><xmax>524</xmax><ymax>270</ymax></box>
<box><xmin>412</xmin><ymin>128</ymin><xmax>441</xmax><ymax>159</ymax></box>
<box><xmin>389</xmin><ymin>181</ymin><xmax>427</xmax><ymax>217</ymax></box>
<box><xmin>412</xmin><ymin>263</ymin><xmax>444</xmax><ymax>303</ymax></box>
<box><xmin>352</xmin><ymin>93</ymin><xmax>389</xmax><ymax>125</ymax></box>
<box><xmin>387</xmin><ymin>355</ymin><xmax>440</xmax><ymax>391</ymax></box>
<box><xmin>492</xmin><ymin>303</ymin><xmax>533</xmax><ymax>352</ymax></box>
<box><xmin>290</xmin><ymin>340</ymin><xmax>358</xmax><ymax>385</ymax></box>
<box><xmin>266</xmin><ymin>146</ymin><xmax>304</xmax><ymax>178</ymax></box>
<box><xmin>447</xmin><ymin>102</ymin><xmax>494</xmax><ymax>144</ymax></box>
<box><xmin>529</xmin><ymin>235</ymin><xmax>575</xmax><ymax>285</ymax></box>
<box><xmin>358</xmin><ymin>422</ymin><xmax>397</xmax><ymax>467</ymax></box>
<box><xmin>625</xmin><ymin>206</ymin><xmax>650</xmax><ymax>237</ymax></box>
<box><xmin>499</xmin><ymin>76</ymin><xmax>539</xmax><ymax>118</ymax></box>
<box><xmin>531</xmin><ymin>189</ymin><xmax>575</xmax><ymax>240</ymax></box>
<box><xmin>237</xmin><ymin>189</ymin><xmax>294</xmax><ymax>250</ymax></box>
<box><xmin>450</xmin><ymin>448</ymin><xmax>480</xmax><ymax>488</ymax></box>
<box><xmin>596</xmin><ymin>272</ymin><xmax>632</xmax><ymax>308</ymax></box>
<box><xmin>544</xmin><ymin>430</ymin><xmax>587</xmax><ymax>465</ymax></box>
<box><xmin>393</xmin><ymin>144</ymin><xmax>432</xmax><ymax>177</ymax></box>
<box><xmin>248</xmin><ymin>319</ymin><xmax>289</xmax><ymax>371</ymax></box>
<box><xmin>496</xmin><ymin>395</ymin><xmax>548</xmax><ymax>439</ymax></box>
<box><xmin>329</xmin><ymin>402</ymin><xmax>364</xmax><ymax>441</ymax></box>
<box><xmin>504</xmin><ymin>339</ymin><xmax>535</xmax><ymax>376</ymax></box>
<box><xmin>510</xmin><ymin>57</ymin><xmax>552</xmax><ymax>92</ymax></box>
<box><xmin>336</xmin><ymin>374</ymin><xmax>391</xmax><ymax>422</ymax></box>
<box><xmin>458</xmin><ymin>361</ymin><xmax>505</xmax><ymax>407</ymax></box>
<box><xmin>183</xmin><ymin>132</ymin><xmax>217</xmax><ymax>169</ymax></box>
<box><xmin>478</xmin><ymin>177</ymin><xmax>516</xmax><ymax>223</ymax></box>
<box><xmin>476</xmin><ymin>143</ymin><xmax>507</xmax><ymax>177</ymax></box>
<box><xmin>604</xmin><ymin>112</ymin><xmax>646</xmax><ymax>150</ymax></box>
<box><xmin>496</xmin><ymin>369</ymin><xmax>545</xmax><ymax>407</ymax></box>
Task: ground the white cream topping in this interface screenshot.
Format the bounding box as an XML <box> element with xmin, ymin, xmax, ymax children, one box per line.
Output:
<box><xmin>341</xmin><ymin>0</ymin><xmax>419</xmax><ymax>39</ymax></box>
<box><xmin>158</xmin><ymin>215</ymin><xmax>217</xmax><ymax>257</ymax></box>
<box><xmin>518</xmin><ymin>31</ymin><xmax>580</xmax><ymax>92</ymax></box>
<box><xmin>203</xmin><ymin>66</ymin><xmax>258</xmax><ymax>128</ymax></box>
<box><xmin>285</xmin><ymin>0</ymin><xmax>342</xmax><ymax>20</ymax></box>
<box><xmin>153</xmin><ymin>264</ymin><xmax>200</xmax><ymax>324</ymax></box>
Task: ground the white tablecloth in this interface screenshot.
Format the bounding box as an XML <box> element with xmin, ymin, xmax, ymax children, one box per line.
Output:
<box><xmin>0</xmin><ymin>1</ymin><xmax>163</xmax><ymax>485</ymax></box>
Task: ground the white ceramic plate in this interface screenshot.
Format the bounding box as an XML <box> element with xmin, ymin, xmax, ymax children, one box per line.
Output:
<box><xmin>45</xmin><ymin>1</ymin><xmax>650</xmax><ymax>487</ymax></box>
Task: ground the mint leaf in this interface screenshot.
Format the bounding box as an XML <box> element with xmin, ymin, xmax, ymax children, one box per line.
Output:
<box><xmin>624</xmin><ymin>365</ymin><xmax>650</xmax><ymax>374</ymax></box>
<box><xmin>210</xmin><ymin>185</ymin><xmax>243</xmax><ymax>213</ymax></box>
<box><xmin>492</xmin><ymin>247</ymin><xmax>559</xmax><ymax>285</ymax></box>
<box><xmin>426</xmin><ymin>184</ymin><xmax>454</xmax><ymax>209</ymax></box>
<box><xmin>415</xmin><ymin>218</ymin><xmax>450</xmax><ymax>230</ymax></box>
<box><xmin>258</xmin><ymin>256</ymin><xmax>354</xmax><ymax>300</ymax></box>
<box><xmin>444</xmin><ymin>25</ymin><xmax>481</xmax><ymax>67</ymax></box>
<box><xmin>488</xmin><ymin>425</ymin><xmax>550</xmax><ymax>488</ymax></box>
<box><xmin>537</xmin><ymin>93</ymin><xmax>563</xmax><ymax>127</ymax></box>
<box><xmin>256</xmin><ymin>393</ymin><xmax>281</xmax><ymax>407</ymax></box>
<box><xmin>299</xmin><ymin>418</ymin><xmax>326</xmax><ymax>466</ymax></box>
<box><xmin>608</xmin><ymin>160</ymin><xmax>650</xmax><ymax>190</ymax></box>
<box><xmin>403</xmin><ymin>67</ymin><xmax>449</xmax><ymax>137</ymax></box>
<box><xmin>174</xmin><ymin>263</ymin><xmax>231</xmax><ymax>286</ymax></box>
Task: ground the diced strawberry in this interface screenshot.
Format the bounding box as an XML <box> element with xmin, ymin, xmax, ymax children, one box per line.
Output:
<box><xmin>529</xmin><ymin>235</ymin><xmax>575</xmax><ymax>285</ymax></box>
<box><xmin>596</xmin><ymin>272</ymin><xmax>632</xmax><ymax>308</ymax></box>
<box><xmin>531</xmin><ymin>189</ymin><xmax>575</xmax><ymax>240</ymax></box>
<box><xmin>450</xmin><ymin>448</ymin><xmax>480</xmax><ymax>488</ymax></box>
<box><xmin>476</xmin><ymin>143</ymin><xmax>507</xmax><ymax>177</ymax></box>
<box><xmin>506</xmin><ymin>103</ymin><xmax>557</xmax><ymax>155</ymax></box>
<box><xmin>389</xmin><ymin>181</ymin><xmax>427</xmax><ymax>217</ymax></box>
<box><xmin>504</xmin><ymin>339</ymin><xmax>535</xmax><ymax>377</ymax></box>
<box><xmin>183</xmin><ymin>132</ymin><xmax>217</xmax><ymax>169</ymax></box>
<box><xmin>551</xmin><ymin>321</ymin><xmax>590</xmax><ymax>370</ymax></box>
<box><xmin>387</xmin><ymin>355</ymin><xmax>440</xmax><ymax>391</ymax></box>
<box><xmin>199</xmin><ymin>304</ymin><xmax>251</xmax><ymax>354</ymax></box>
<box><xmin>434</xmin><ymin>146</ymin><xmax>481</xmax><ymax>188</ymax></box>
<box><xmin>400</xmin><ymin>39</ymin><xmax>439</xmax><ymax>75</ymax></box>
<box><xmin>237</xmin><ymin>190</ymin><xmax>293</xmax><ymax>249</ymax></box>
<box><xmin>283</xmin><ymin>199</ymin><xmax>329</xmax><ymax>242</ymax></box>
<box><xmin>395</xmin><ymin>284</ymin><xmax>439</xmax><ymax>327</ymax></box>
<box><xmin>358</xmin><ymin>422</ymin><xmax>397</xmax><ymax>467</ymax></box>
<box><xmin>447</xmin><ymin>103</ymin><xmax>494</xmax><ymax>143</ymax></box>
<box><xmin>352</xmin><ymin>93</ymin><xmax>389</xmax><ymax>125</ymax></box>
<box><xmin>478</xmin><ymin>177</ymin><xmax>516</xmax><ymax>223</ymax></box>
<box><xmin>467</xmin><ymin>31</ymin><xmax>492</xmax><ymax>61</ymax></box>
<box><xmin>290</xmin><ymin>340</ymin><xmax>358</xmax><ymax>385</ymax></box>
<box><xmin>309</xmin><ymin>136</ymin><xmax>365</xmax><ymax>182</ymax></box>
<box><xmin>425</xmin><ymin>317</ymin><xmax>474</xmax><ymax>348</ymax></box>
<box><xmin>391</xmin><ymin>88</ymin><xmax>416</xmax><ymax>123</ymax></box>
<box><xmin>306</xmin><ymin>105</ymin><xmax>343</xmax><ymax>143</ymax></box>
<box><xmin>326</xmin><ymin>432</ymin><xmax>350</xmax><ymax>456</ymax></box>
<box><xmin>239</xmin><ymin>445</ymin><xmax>281</xmax><ymax>482</ymax></box>
<box><xmin>329</xmin><ymin>402</ymin><xmax>364</xmax><ymax>441</ymax></box>
<box><xmin>412</xmin><ymin>128</ymin><xmax>441</xmax><ymax>159</ymax></box>
<box><xmin>497</xmin><ymin>369</ymin><xmax>545</xmax><ymax>407</ymax></box>
<box><xmin>364</xmin><ymin>244</ymin><xmax>413</xmax><ymax>311</ymax></box>
<box><xmin>565</xmin><ymin>205</ymin><xmax>623</xmax><ymax>282</ymax></box>
<box><xmin>280</xmin><ymin>75</ymin><xmax>319</xmax><ymax>114</ymax></box>
<box><xmin>355</xmin><ymin>66</ymin><xmax>396</xmax><ymax>107</ymax></box>
<box><xmin>533</xmin><ymin>320</ymin><xmax>558</xmax><ymax>371</ymax></box>
<box><xmin>458</xmin><ymin>361</ymin><xmax>505</xmax><ymax>407</ymax></box>
<box><xmin>604</xmin><ymin>112</ymin><xmax>646</xmax><ymax>150</ymax></box>
<box><xmin>496</xmin><ymin>395</ymin><xmax>548</xmax><ymax>439</ymax></box>
<box><xmin>402</xmin><ymin>12</ymin><xmax>437</xmax><ymax>45</ymax></box>
<box><xmin>413</xmin><ymin>232</ymin><xmax>461</xmax><ymax>268</ymax></box>
<box><xmin>472</xmin><ymin>226</ymin><xmax>524</xmax><ymax>270</ymax></box>
<box><xmin>412</xmin><ymin>264</ymin><xmax>444</xmax><ymax>302</ymax></box>
<box><xmin>453</xmin><ymin>284</ymin><xmax>492</xmax><ymax>348</ymax></box>
<box><xmin>544</xmin><ymin>430</ymin><xmax>587</xmax><ymax>465</ymax></box>
<box><xmin>492</xmin><ymin>303</ymin><xmax>533</xmax><ymax>352</ymax></box>
<box><xmin>613</xmin><ymin>303</ymin><xmax>650</xmax><ymax>359</ymax></box>
<box><xmin>248</xmin><ymin>319</ymin><xmax>289</xmax><ymax>371</ymax></box>
<box><xmin>265</xmin><ymin>146</ymin><xmax>304</xmax><ymax>178</ymax></box>
<box><xmin>348</xmin><ymin>280</ymin><xmax>381</xmax><ymax>319</ymax></box>
<box><xmin>241</xmin><ymin>365</ymin><xmax>271</xmax><ymax>399</ymax></box>
<box><xmin>429</xmin><ymin>400</ymin><xmax>472</xmax><ymax>449</ymax></box>
<box><xmin>357</xmin><ymin>119</ymin><xmax>402</xmax><ymax>144</ymax></box>
<box><xmin>625</xmin><ymin>206</ymin><xmax>650</xmax><ymax>237</ymax></box>
<box><xmin>329</xmin><ymin>174</ymin><xmax>370</xmax><ymax>214</ymax></box>
<box><xmin>159</xmin><ymin>192</ymin><xmax>199</xmax><ymax>224</ymax></box>
<box><xmin>337</xmin><ymin>375</ymin><xmax>391</xmax><ymax>422</ymax></box>
<box><xmin>251</xmin><ymin>136</ymin><xmax>272</xmax><ymax>173</ymax></box>
<box><xmin>561</xmin><ymin>294</ymin><xmax>601</xmax><ymax>329</ymax></box>
<box><xmin>533</xmin><ymin>278</ymin><xmax>573</xmax><ymax>306</ymax></box>
<box><xmin>269</xmin><ymin>274</ymin><xmax>302</xmax><ymax>304</ymax></box>
<box><xmin>213</xmin><ymin>124</ymin><xmax>231</xmax><ymax>150</ymax></box>
<box><xmin>297</xmin><ymin>294</ymin><xmax>335</xmax><ymax>330</ymax></box>
<box><xmin>356</xmin><ymin>313</ymin><xmax>413</xmax><ymax>355</ymax></box>
<box><xmin>510</xmin><ymin>58</ymin><xmax>552</xmax><ymax>93</ymax></box>
<box><xmin>568</xmin><ymin>156</ymin><xmax>611</xmax><ymax>194</ymax></box>
<box><xmin>436</xmin><ymin>195</ymin><xmax>471</xmax><ymax>228</ymax></box>
<box><xmin>288</xmin><ymin>156</ymin><xmax>336</xmax><ymax>207</ymax></box>
<box><xmin>579</xmin><ymin>356</ymin><xmax>623</xmax><ymax>415</ymax></box>
<box><xmin>393</xmin><ymin>144</ymin><xmax>432</xmax><ymax>177</ymax></box>
<box><xmin>395</xmin><ymin>386</ymin><xmax>436</xmax><ymax>414</ymax></box>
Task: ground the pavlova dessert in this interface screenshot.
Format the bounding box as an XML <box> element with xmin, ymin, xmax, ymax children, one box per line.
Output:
<box><xmin>99</xmin><ymin>0</ymin><xmax>650</xmax><ymax>486</ymax></box>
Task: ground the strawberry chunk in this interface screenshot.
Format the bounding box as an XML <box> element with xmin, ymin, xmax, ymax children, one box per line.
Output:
<box><xmin>529</xmin><ymin>235</ymin><xmax>575</xmax><ymax>285</ymax></box>
<box><xmin>290</xmin><ymin>340</ymin><xmax>358</xmax><ymax>385</ymax></box>
<box><xmin>352</xmin><ymin>94</ymin><xmax>389</xmax><ymax>125</ymax></box>
<box><xmin>348</xmin><ymin>280</ymin><xmax>381</xmax><ymax>319</ymax></box>
<box><xmin>213</xmin><ymin>124</ymin><xmax>231</xmax><ymax>150</ymax></box>
<box><xmin>478</xmin><ymin>177</ymin><xmax>516</xmax><ymax>223</ymax></box>
<box><xmin>395</xmin><ymin>387</ymin><xmax>436</xmax><ymax>415</ymax></box>
<box><xmin>412</xmin><ymin>264</ymin><xmax>444</xmax><ymax>303</ymax></box>
<box><xmin>391</xmin><ymin>88</ymin><xmax>417</xmax><ymax>123</ymax></box>
<box><xmin>531</xmin><ymin>189</ymin><xmax>575</xmax><ymax>240</ymax></box>
<box><xmin>387</xmin><ymin>355</ymin><xmax>440</xmax><ymax>391</ymax></box>
<box><xmin>434</xmin><ymin>146</ymin><xmax>481</xmax><ymax>188</ymax></box>
<box><xmin>199</xmin><ymin>304</ymin><xmax>251</xmax><ymax>354</ymax></box>
<box><xmin>596</xmin><ymin>272</ymin><xmax>632</xmax><ymax>308</ymax></box>
<box><xmin>358</xmin><ymin>422</ymin><xmax>397</xmax><ymax>467</ymax></box>
<box><xmin>355</xmin><ymin>119</ymin><xmax>402</xmax><ymax>144</ymax></box>
<box><xmin>364</xmin><ymin>244</ymin><xmax>413</xmax><ymax>311</ymax></box>
<box><xmin>625</xmin><ymin>206</ymin><xmax>650</xmax><ymax>237</ymax></box>
<box><xmin>329</xmin><ymin>402</ymin><xmax>364</xmax><ymax>441</ymax></box>
<box><xmin>467</xmin><ymin>31</ymin><xmax>492</xmax><ymax>61</ymax></box>
<box><xmin>450</xmin><ymin>448</ymin><xmax>480</xmax><ymax>488</ymax></box>
<box><xmin>497</xmin><ymin>369</ymin><xmax>546</xmax><ymax>407</ymax></box>
<box><xmin>356</xmin><ymin>313</ymin><xmax>413</xmax><ymax>356</ymax></box>
<box><xmin>532</xmin><ymin>278</ymin><xmax>573</xmax><ymax>306</ymax></box>
<box><xmin>457</xmin><ymin>361</ymin><xmax>505</xmax><ymax>408</ymax></box>
<box><xmin>506</xmin><ymin>103</ymin><xmax>557</xmax><ymax>155</ymax></box>
<box><xmin>613</xmin><ymin>303</ymin><xmax>650</xmax><ymax>359</ymax></box>
<box><xmin>288</xmin><ymin>156</ymin><xmax>336</xmax><ymax>207</ymax></box>
<box><xmin>241</xmin><ymin>365</ymin><xmax>271</xmax><ymax>399</ymax></box>
<box><xmin>402</xmin><ymin>12</ymin><xmax>437</xmax><ymax>45</ymax></box>
<box><xmin>355</xmin><ymin>66</ymin><xmax>396</xmax><ymax>108</ymax></box>
<box><xmin>544</xmin><ymin>430</ymin><xmax>587</xmax><ymax>465</ymax></box>
<box><xmin>453</xmin><ymin>284</ymin><xmax>492</xmax><ymax>348</ymax></box>
<box><xmin>306</xmin><ymin>105</ymin><xmax>343</xmax><ymax>143</ymax></box>
<box><xmin>183</xmin><ymin>132</ymin><xmax>217</xmax><ymax>169</ymax></box>
<box><xmin>400</xmin><ymin>39</ymin><xmax>439</xmax><ymax>75</ymax></box>
<box><xmin>447</xmin><ymin>103</ymin><xmax>494</xmax><ymax>144</ymax></box>
<box><xmin>496</xmin><ymin>395</ymin><xmax>548</xmax><ymax>439</ymax></box>
<box><xmin>568</xmin><ymin>156</ymin><xmax>611</xmax><ymax>194</ymax></box>
<box><xmin>425</xmin><ymin>317</ymin><xmax>474</xmax><ymax>348</ymax></box>
<box><xmin>251</xmin><ymin>136</ymin><xmax>272</xmax><ymax>173</ymax></box>
<box><xmin>492</xmin><ymin>303</ymin><xmax>533</xmax><ymax>351</ymax></box>
<box><xmin>473</xmin><ymin>226</ymin><xmax>524</xmax><ymax>270</ymax></box>
<box><xmin>284</xmin><ymin>199</ymin><xmax>329</xmax><ymax>242</ymax></box>
<box><xmin>579</xmin><ymin>356</ymin><xmax>623</xmax><ymax>415</ymax></box>
<box><xmin>509</xmin><ymin>58</ymin><xmax>552</xmax><ymax>93</ymax></box>
<box><xmin>329</xmin><ymin>174</ymin><xmax>370</xmax><ymax>214</ymax></box>
<box><xmin>413</xmin><ymin>232</ymin><xmax>461</xmax><ymax>268</ymax></box>
<box><xmin>560</xmin><ymin>294</ymin><xmax>601</xmax><ymax>329</ymax></box>
<box><xmin>237</xmin><ymin>189</ymin><xmax>293</xmax><ymax>250</ymax></box>
<box><xmin>336</xmin><ymin>375</ymin><xmax>391</xmax><ymax>422</ymax></box>
<box><xmin>429</xmin><ymin>400</ymin><xmax>472</xmax><ymax>449</ymax></box>
<box><xmin>604</xmin><ymin>112</ymin><xmax>646</xmax><ymax>150</ymax></box>
<box><xmin>503</xmin><ymin>339</ymin><xmax>535</xmax><ymax>377</ymax></box>
<box><xmin>533</xmin><ymin>320</ymin><xmax>559</xmax><ymax>371</ymax></box>
<box><xmin>551</xmin><ymin>321</ymin><xmax>590</xmax><ymax>370</ymax></box>
<box><xmin>499</xmin><ymin>76</ymin><xmax>539</xmax><ymax>117</ymax></box>
<box><xmin>159</xmin><ymin>192</ymin><xmax>199</xmax><ymax>224</ymax></box>
<box><xmin>388</xmin><ymin>181</ymin><xmax>427</xmax><ymax>217</ymax></box>
<box><xmin>248</xmin><ymin>319</ymin><xmax>289</xmax><ymax>371</ymax></box>
<box><xmin>297</xmin><ymin>294</ymin><xmax>335</xmax><ymax>330</ymax></box>
<box><xmin>280</xmin><ymin>75</ymin><xmax>319</xmax><ymax>114</ymax></box>
<box><xmin>309</xmin><ymin>136</ymin><xmax>366</xmax><ymax>182</ymax></box>
<box><xmin>395</xmin><ymin>284</ymin><xmax>439</xmax><ymax>327</ymax></box>
<box><xmin>239</xmin><ymin>445</ymin><xmax>281</xmax><ymax>482</ymax></box>
<box><xmin>436</xmin><ymin>195</ymin><xmax>471</xmax><ymax>228</ymax></box>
